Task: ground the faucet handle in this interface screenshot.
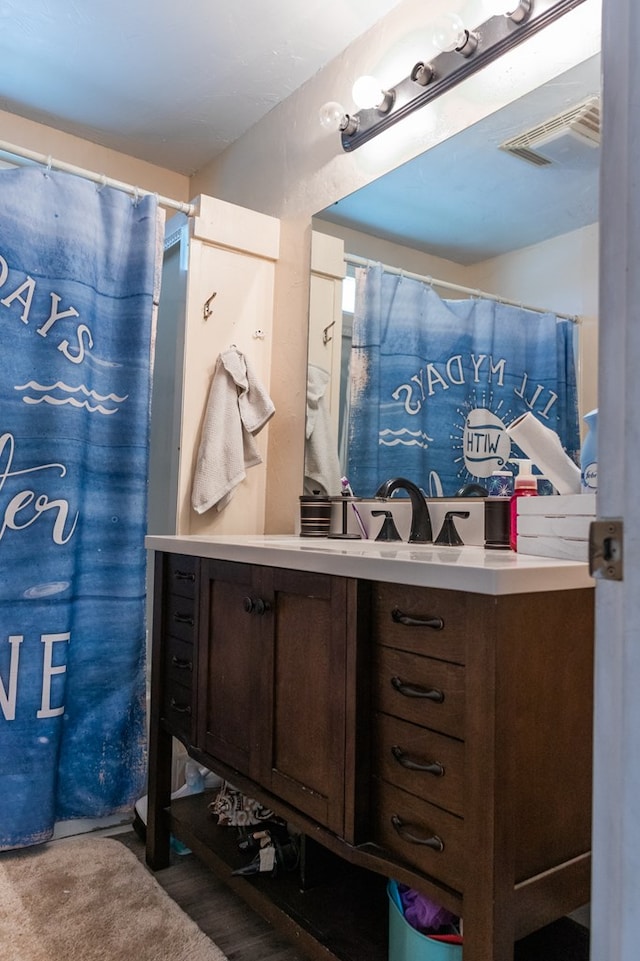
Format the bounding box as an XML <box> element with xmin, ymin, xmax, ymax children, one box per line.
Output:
<box><xmin>435</xmin><ymin>511</ymin><xmax>470</xmax><ymax>547</ymax></box>
<box><xmin>372</xmin><ymin>510</ymin><xmax>402</xmax><ymax>542</ymax></box>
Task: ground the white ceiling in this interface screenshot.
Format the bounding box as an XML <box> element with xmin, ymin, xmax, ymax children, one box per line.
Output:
<box><xmin>0</xmin><ymin>0</ymin><xmax>404</xmax><ymax>175</ymax></box>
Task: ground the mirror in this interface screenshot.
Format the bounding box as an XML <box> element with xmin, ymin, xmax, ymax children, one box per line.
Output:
<box><xmin>307</xmin><ymin>53</ymin><xmax>600</xmax><ymax>498</ymax></box>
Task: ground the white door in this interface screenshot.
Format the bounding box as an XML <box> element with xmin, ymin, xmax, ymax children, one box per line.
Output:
<box><xmin>591</xmin><ymin>1</ymin><xmax>640</xmax><ymax>958</ymax></box>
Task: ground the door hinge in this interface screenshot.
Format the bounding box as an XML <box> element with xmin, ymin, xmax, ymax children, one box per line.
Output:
<box><xmin>589</xmin><ymin>518</ymin><xmax>623</xmax><ymax>581</ymax></box>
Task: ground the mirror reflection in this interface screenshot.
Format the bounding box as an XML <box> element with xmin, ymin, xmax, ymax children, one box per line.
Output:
<box><xmin>307</xmin><ymin>54</ymin><xmax>600</xmax><ymax>498</ymax></box>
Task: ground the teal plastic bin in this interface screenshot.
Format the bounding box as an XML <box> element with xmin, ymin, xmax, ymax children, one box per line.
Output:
<box><xmin>387</xmin><ymin>882</ymin><xmax>463</xmax><ymax>961</ymax></box>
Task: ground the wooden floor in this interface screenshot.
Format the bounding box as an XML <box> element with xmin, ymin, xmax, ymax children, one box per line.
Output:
<box><xmin>115</xmin><ymin>830</ymin><xmax>590</xmax><ymax>961</ymax></box>
<box><xmin>118</xmin><ymin>829</ymin><xmax>306</xmax><ymax>961</ymax></box>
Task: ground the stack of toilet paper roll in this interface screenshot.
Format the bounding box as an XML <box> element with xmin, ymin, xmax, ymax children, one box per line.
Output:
<box><xmin>506</xmin><ymin>412</ymin><xmax>581</xmax><ymax>494</ymax></box>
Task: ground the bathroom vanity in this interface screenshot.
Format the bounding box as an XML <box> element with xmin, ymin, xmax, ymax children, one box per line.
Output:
<box><xmin>145</xmin><ymin>535</ymin><xmax>594</xmax><ymax>961</ymax></box>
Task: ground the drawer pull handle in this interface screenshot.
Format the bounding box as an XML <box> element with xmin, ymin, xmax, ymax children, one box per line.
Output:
<box><xmin>243</xmin><ymin>596</ymin><xmax>271</xmax><ymax>616</ymax></box>
<box><xmin>169</xmin><ymin>698</ymin><xmax>192</xmax><ymax>715</ymax></box>
<box><xmin>391</xmin><ymin>675</ymin><xmax>445</xmax><ymax>703</ymax></box>
<box><xmin>174</xmin><ymin>570</ymin><xmax>196</xmax><ymax>582</ymax></box>
<box><xmin>173</xmin><ymin>612</ymin><xmax>194</xmax><ymax>626</ymax></box>
<box><xmin>391</xmin><ymin>745</ymin><xmax>444</xmax><ymax>777</ymax></box>
<box><xmin>392</xmin><ymin>608</ymin><xmax>444</xmax><ymax>630</ymax></box>
<box><xmin>171</xmin><ymin>656</ymin><xmax>193</xmax><ymax>671</ymax></box>
<box><xmin>391</xmin><ymin>815</ymin><xmax>444</xmax><ymax>852</ymax></box>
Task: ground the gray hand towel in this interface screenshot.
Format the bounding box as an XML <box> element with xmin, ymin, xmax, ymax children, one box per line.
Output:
<box><xmin>191</xmin><ymin>347</ymin><xmax>275</xmax><ymax>514</ymax></box>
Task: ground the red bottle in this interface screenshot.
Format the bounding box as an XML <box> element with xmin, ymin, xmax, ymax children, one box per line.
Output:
<box><xmin>509</xmin><ymin>459</ymin><xmax>538</xmax><ymax>551</ymax></box>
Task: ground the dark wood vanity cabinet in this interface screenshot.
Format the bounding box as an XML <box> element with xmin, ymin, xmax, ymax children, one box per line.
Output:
<box><xmin>368</xmin><ymin>581</ymin><xmax>594</xmax><ymax>959</ymax></box>
<box><xmin>146</xmin><ymin>549</ymin><xmax>594</xmax><ymax>961</ymax></box>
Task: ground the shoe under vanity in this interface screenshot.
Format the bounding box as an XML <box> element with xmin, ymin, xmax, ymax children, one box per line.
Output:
<box><xmin>145</xmin><ymin>534</ymin><xmax>594</xmax><ymax>961</ymax></box>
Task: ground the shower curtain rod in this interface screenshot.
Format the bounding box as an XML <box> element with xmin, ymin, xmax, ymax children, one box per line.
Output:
<box><xmin>0</xmin><ymin>139</ymin><xmax>196</xmax><ymax>216</ymax></box>
<box><xmin>345</xmin><ymin>254</ymin><xmax>580</xmax><ymax>324</ymax></box>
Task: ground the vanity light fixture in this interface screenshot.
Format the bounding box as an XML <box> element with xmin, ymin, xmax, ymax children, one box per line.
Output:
<box><xmin>336</xmin><ymin>0</ymin><xmax>587</xmax><ymax>152</ymax></box>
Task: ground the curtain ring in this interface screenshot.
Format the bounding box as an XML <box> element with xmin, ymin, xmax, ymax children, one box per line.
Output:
<box><xmin>132</xmin><ymin>186</ymin><xmax>140</xmax><ymax>207</ymax></box>
<box><xmin>44</xmin><ymin>155</ymin><xmax>53</xmax><ymax>177</ymax></box>
<box><xmin>96</xmin><ymin>173</ymin><xmax>107</xmax><ymax>193</ymax></box>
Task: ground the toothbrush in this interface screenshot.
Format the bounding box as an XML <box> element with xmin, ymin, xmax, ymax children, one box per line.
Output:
<box><xmin>351</xmin><ymin>503</ymin><xmax>368</xmax><ymax>539</ymax></box>
<box><xmin>341</xmin><ymin>476</ymin><xmax>354</xmax><ymax>496</ymax></box>
<box><xmin>341</xmin><ymin>477</ymin><xmax>367</xmax><ymax>537</ymax></box>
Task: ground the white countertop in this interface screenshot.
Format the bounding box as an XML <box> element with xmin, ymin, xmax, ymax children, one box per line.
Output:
<box><xmin>145</xmin><ymin>534</ymin><xmax>594</xmax><ymax>595</ymax></box>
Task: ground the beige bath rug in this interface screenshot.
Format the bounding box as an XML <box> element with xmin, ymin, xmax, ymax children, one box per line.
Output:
<box><xmin>0</xmin><ymin>835</ymin><xmax>229</xmax><ymax>961</ymax></box>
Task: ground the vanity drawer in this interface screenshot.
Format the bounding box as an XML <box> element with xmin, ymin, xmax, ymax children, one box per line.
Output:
<box><xmin>162</xmin><ymin>593</ymin><xmax>197</xmax><ymax>644</ymax></box>
<box><xmin>163</xmin><ymin>635</ymin><xmax>195</xmax><ymax>692</ymax></box>
<box><xmin>164</xmin><ymin>553</ymin><xmax>199</xmax><ymax>600</ymax></box>
<box><xmin>372</xmin><ymin>780</ymin><xmax>464</xmax><ymax>892</ymax></box>
<box><xmin>372</xmin><ymin>583</ymin><xmax>468</xmax><ymax>664</ymax></box>
<box><xmin>373</xmin><ymin>712</ymin><xmax>464</xmax><ymax>817</ymax></box>
<box><xmin>161</xmin><ymin>677</ymin><xmax>194</xmax><ymax>741</ymax></box>
<box><xmin>374</xmin><ymin>646</ymin><xmax>465</xmax><ymax>739</ymax></box>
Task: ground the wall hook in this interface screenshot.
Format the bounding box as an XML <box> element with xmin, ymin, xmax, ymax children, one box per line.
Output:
<box><xmin>203</xmin><ymin>291</ymin><xmax>217</xmax><ymax>320</ymax></box>
<box><xmin>323</xmin><ymin>320</ymin><xmax>336</xmax><ymax>344</ymax></box>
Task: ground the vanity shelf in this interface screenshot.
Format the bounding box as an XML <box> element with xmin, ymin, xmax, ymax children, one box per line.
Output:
<box><xmin>169</xmin><ymin>792</ymin><xmax>388</xmax><ymax>961</ymax></box>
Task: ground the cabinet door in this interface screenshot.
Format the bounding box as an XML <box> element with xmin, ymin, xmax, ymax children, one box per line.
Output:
<box><xmin>254</xmin><ymin>567</ymin><xmax>351</xmax><ymax>836</ymax></box>
<box><xmin>197</xmin><ymin>559</ymin><xmax>260</xmax><ymax>776</ymax></box>
<box><xmin>197</xmin><ymin>560</ymin><xmax>353</xmax><ymax>836</ymax></box>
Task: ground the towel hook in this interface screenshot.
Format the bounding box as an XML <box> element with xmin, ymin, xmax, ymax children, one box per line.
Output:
<box><xmin>323</xmin><ymin>320</ymin><xmax>336</xmax><ymax>344</ymax></box>
<box><xmin>203</xmin><ymin>291</ymin><xmax>217</xmax><ymax>320</ymax></box>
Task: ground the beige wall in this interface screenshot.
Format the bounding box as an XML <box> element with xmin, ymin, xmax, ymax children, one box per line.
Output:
<box><xmin>189</xmin><ymin>0</ymin><xmax>601</xmax><ymax>532</ymax></box>
<box><xmin>0</xmin><ymin>108</ymin><xmax>190</xmax><ymax>211</ymax></box>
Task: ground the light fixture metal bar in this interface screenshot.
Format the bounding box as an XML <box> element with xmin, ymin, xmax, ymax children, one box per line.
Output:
<box><xmin>341</xmin><ymin>0</ymin><xmax>588</xmax><ymax>152</ymax></box>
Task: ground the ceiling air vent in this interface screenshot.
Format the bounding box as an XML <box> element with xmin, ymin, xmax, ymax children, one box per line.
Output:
<box><xmin>500</xmin><ymin>96</ymin><xmax>601</xmax><ymax>167</ymax></box>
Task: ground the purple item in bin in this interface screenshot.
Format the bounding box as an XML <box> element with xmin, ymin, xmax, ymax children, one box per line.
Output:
<box><xmin>398</xmin><ymin>884</ymin><xmax>458</xmax><ymax>933</ymax></box>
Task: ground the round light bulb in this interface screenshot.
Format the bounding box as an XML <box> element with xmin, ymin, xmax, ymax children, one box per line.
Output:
<box><xmin>319</xmin><ymin>101</ymin><xmax>347</xmax><ymax>131</ymax></box>
<box><xmin>431</xmin><ymin>13</ymin><xmax>468</xmax><ymax>53</ymax></box>
<box><xmin>352</xmin><ymin>75</ymin><xmax>385</xmax><ymax>110</ymax></box>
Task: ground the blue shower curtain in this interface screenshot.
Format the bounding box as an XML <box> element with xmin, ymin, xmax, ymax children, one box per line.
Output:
<box><xmin>347</xmin><ymin>265</ymin><xmax>580</xmax><ymax>497</ymax></box>
<box><xmin>0</xmin><ymin>167</ymin><xmax>161</xmax><ymax>848</ymax></box>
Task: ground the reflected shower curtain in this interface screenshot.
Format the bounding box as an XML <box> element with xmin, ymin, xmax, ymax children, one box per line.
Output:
<box><xmin>0</xmin><ymin>167</ymin><xmax>162</xmax><ymax>848</ymax></box>
<box><xmin>347</xmin><ymin>265</ymin><xmax>580</xmax><ymax>497</ymax></box>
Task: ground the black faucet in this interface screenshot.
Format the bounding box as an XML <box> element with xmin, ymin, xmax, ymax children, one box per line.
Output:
<box><xmin>454</xmin><ymin>482</ymin><xmax>488</xmax><ymax>497</ymax></box>
<box><xmin>374</xmin><ymin>477</ymin><xmax>433</xmax><ymax>543</ymax></box>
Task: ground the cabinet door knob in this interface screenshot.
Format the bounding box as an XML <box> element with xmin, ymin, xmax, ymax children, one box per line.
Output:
<box><xmin>392</xmin><ymin>607</ymin><xmax>444</xmax><ymax>630</ymax></box>
<box><xmin>243</xmin><ymin>596</ymin><xmax>271</xmax><ymax>615</ymax></box>
<box><xmin>391</xmin><ymin>745</ymin><xmax>444</xmax><ymax>776</ymax></box>
<box><xmin>391</xmin><ymin>675</ymin><xmax>445</xmax><ymax>703</ymax></box>
<box><xmin>391</xmin><ymin>815</ymin><xmax>444</xmax><ymax>851</ymax></box>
